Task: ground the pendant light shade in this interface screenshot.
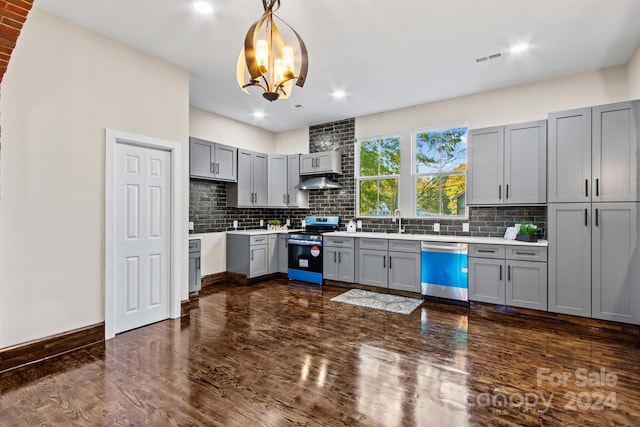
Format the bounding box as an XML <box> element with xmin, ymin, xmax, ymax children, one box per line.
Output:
<box><xmin>237</xmin><ymin>0</ymin><xmax>308</xmax><ymax>101</ymax></box>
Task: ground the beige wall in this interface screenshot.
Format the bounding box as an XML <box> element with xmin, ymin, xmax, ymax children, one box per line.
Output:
<box><xmin>0</xmin><ymin>9</ymin><xmax>190</xmax><ymax>348</ymax></box>
<box><xmin>275</xmin><ymin>128</ymin><xmax>309</xmax><ymax>154</ymax></box>
<box><xmin>627</xmin><ymin>43</ymin><xmax>640</xmax><ymax>99</ymax></box>
<box><xmin>189</xmin><ymin>107</ymin><xmax>276</xmax><ymax>153</ymax></box>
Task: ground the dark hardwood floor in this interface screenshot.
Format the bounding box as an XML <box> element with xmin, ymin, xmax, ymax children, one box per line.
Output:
<box><xmin>1</xmin><ymin>279</ymin><xmax>639</xmax><ymax>426</ymax></box>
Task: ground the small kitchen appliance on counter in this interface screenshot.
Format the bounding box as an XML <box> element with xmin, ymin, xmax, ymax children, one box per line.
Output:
<box><xmin>287</xmin><ymin>216</ymin><xmax>339</xmax><ymax>284</ymax></box>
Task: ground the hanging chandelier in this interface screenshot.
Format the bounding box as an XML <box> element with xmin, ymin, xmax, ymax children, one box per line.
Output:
<box><xmin>237</xmin><ymin>0</ymin><xmax>308</xmax><ymax>102</ymax></box>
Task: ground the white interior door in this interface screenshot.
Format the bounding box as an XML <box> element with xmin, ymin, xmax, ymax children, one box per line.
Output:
<box><xmin>115</xmin><ymin>143</ymin><xmax>171</xmax><ymax>333</ymax></box>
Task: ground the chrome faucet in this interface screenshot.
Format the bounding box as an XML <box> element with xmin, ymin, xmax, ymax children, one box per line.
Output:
<box><xmin>393</xmin><ymin>209</ymin><xmax>405</xmax><ymax>234</ymax></box>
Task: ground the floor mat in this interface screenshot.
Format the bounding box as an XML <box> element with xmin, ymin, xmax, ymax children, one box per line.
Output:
<box><xmin>330</xmin><ymin>289</ymin><xmax>423</xmax><ymax>315</ymax></box>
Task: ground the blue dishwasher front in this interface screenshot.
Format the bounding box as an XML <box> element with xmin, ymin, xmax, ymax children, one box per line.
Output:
<box><xmin>421</xmin><ymin>241</ymin><xmax>468</xmax><ymax>301</ymax></box>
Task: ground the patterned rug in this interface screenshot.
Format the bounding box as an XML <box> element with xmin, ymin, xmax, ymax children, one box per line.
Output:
<box><xmin>330</xmin><ymin>289</ymin><xmax>423</xmax><ymax>315</ymax></box>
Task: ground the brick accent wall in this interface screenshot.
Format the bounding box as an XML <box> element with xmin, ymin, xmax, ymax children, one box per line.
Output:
<box><xmin>0</xmin><ymin>0</ymin><xmax>34</xmax><ymax>82</ymax></box>
<box><xmin>190</xmin><ymin>117</ymin><xmax>547</xmax><ymax>238</ymax></box>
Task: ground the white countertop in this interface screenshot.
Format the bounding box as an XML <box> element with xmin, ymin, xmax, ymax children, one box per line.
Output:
<box><xmin>226</xmin><ymin>229</ymin><xmax>300</xmax><ymax>236</ymax></box>
<box><xmin>324</xmin><ymin>231</ymin><xmax>548</xmax><ymax>247</ymax></box>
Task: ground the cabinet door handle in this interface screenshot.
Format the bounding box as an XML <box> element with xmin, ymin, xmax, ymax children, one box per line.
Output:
<box><xmin>498</xmin><ymin>185</ymin><xmax>502</xmax><ymax>200</ymax></box>
<box><xmin>389</xmin><ymin>256</ymin><xmax>392</xmax><ymax>269</ymax></box>
<box><xmin>585</xmin><ymin>179</ymin><xmax>589</xmax><ymax>197</ymax></box>
<box><xmin>507</xmin><ymin>265</ymin><xmax>511</xmax><ymax>281</ymax></box>
<box><xmin>585</xmin><ymin>208</ymin><xmax>588</xmax><ymax>226</ymax></box>
<box><xmin>251</xmin><ymin>250</ymin><xmax>254</xmax><ymax>260</ymax></box>
<box><xmin>215</xmin><ymin>163</ymin><xmax>220</xmax><ymax>174</ymax></box>
<box><xmin>596</xmin><ymin>178</ymin><xmax>599</xmax><ymax>197</ymax></box>
<box><xmin>506</xmin><ymin>184</ymin><xmax>509</xmax><ymax>199</ymax></box>
<box><xmin>383</xmin><ymin>256</ymin><xmax>386</xmax><ymax>268</ymax></box>
<box><xmin>515</xmin><ymin>252</ymin><xmax>536</xmax><ymax>256</ymax></box>
<box><xmin>499</xmin><ymin>265</ymin><xmax>502</xmax><ymax>280</ymax></box>
<box><xmin>477</xmin><ymin>249</ymin><xmax>496</xmax><ymax>254</ymax></box>
<box><xmin>287</xmin><ymin>194</ymin><xmax>290</xmax><ymax>204</ymax></box>
<box><xmin>595</xmin><ymin>208</ymin><xmax>599</xmax><ymax>227</ymax></box>
<box><xmin>338</xmin><ymin>252</ymin><xmax>341</xmax><ymax>263</ymax></box>
<box><xmin>196</xmin><ymin>258</ymin><xmax>200</xmax><ymax>269</ymax></box>
<box><xmin>211</xmin><ymin>162</ymin><xmax>215</xmax><ymax>174</ymax></box>
<box><xmin>284</xmin><ymin>194</ymin><xmax>287</xmax><ymax>204</ymax></box>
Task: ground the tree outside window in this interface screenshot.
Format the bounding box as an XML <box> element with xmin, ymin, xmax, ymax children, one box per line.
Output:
<box><xmin>415</xmin><ymin>127</ymin><xmax>467</xmax><ymax>217</ymax></box>
<box><xmin>357</xmin><ymin>135</ymin><xmax>400</xmax><ymax>216</ymax></box>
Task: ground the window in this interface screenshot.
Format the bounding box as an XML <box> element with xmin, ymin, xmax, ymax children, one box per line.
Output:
<box><xmin>356</xmin><ymin>135</ymin><xmax>400</xmax><ymax>217</ymax></box>
<box><xmin>414</xmin><ymin>126</ymin><xmax>468</xmax><ymax>217</ymax></box>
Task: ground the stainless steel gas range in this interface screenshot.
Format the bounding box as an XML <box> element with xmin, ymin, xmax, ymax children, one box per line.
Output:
<box><xmin>287</xmin><ymin>216</ymin><xmax>339</xmax><ymax>284</ymax></box>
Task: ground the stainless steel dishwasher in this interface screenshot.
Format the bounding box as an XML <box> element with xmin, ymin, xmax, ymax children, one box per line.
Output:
<box><xmin>421</xmin><ymin>241</ymin><xmax>469</xmax><ymax>301</ymax></box>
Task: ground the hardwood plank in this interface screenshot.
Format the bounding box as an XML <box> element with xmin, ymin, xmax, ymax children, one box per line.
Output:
<box><xmin>1</xmin><ymin>281</ymin><xmax>639</xmax><ymax>426</ymax></box>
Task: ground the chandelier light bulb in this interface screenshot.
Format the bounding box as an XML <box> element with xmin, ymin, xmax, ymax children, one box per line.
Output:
<box><xmin>256</xmin><ymin>40</ymin><xmax>269</xmax><ymax>73</ymax></box>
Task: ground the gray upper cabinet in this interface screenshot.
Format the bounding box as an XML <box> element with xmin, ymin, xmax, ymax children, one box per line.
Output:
<box><xmin>467</xmin><ymin>126</ymin><xmax>504</xmax><ymax>205</ymax></box>
<box><xmin>548</xmin><ymin>108</ymin><xmax>591</xmax><ymax>203</ymax></box>
<box><xmin>504</xmin><ymin>121</ymin><xmax>547</xmax><ymax>204</ymax></box>
<box><xmin>468</xmin><ymin>120</ymin><xmax>546</xmax><ymax>205</ymax></box>
<box><xmin>549</xmin><ymin>101</ymin><xmax>640</xmax><ymax>203</ymax></box>
<box><xmin>287</xmin><ymin>154</ymin><xmax>309</xmax><ymax>208</ymax></box>
<box><xmin>269</xmin><ymin>155</ymin><xmax>288</xmax><ymax>207</ymax></box>
<box><xmin>189</xmin><ymin>137</ymin><xmax>237</xmax><ymax>182</ymax></box>
<box><xmin>591</xmin><ymin>203</ymin><xmax>640</xmax><ymax>324</ymax></box>
<box><xmin>228</xmin><ymin>149</ymin><xmax>268</xmax><ymax>207</ymax></box>
<box><xmin>548</xmin><ymin>203</ymin><xmax>592</xmax><ymax>317</ymax></box>
<box><xmin>592</xmin><ymin>101</ymin><xmax>640</xmax><ymax>202</ymax></box>
<box><xmin>300</xmin><ymin>150</ymin><xmax>341</xmax><ymax>175</ymax></box>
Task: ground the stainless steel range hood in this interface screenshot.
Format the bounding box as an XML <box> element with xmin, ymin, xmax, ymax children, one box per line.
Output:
<box><xmin>296</xmin><ymin>176</ymin><xmax>341</xmax><ymax>190</ymax></box>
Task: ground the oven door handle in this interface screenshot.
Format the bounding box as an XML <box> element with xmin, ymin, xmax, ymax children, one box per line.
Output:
<box><xmin>287</xmin><ymin>239</ymin><xmax>323</xmax><ymax>246</ymax></box>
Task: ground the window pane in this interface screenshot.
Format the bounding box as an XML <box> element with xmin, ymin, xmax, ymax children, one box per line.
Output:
<box><xmin>416</xmin><ymin>127</ymin><xmax>467</xmax><ymax>174</ymax></box>
<box><xmin>416</xmin><ymin>173</ymin><xmax>466</xmax><ymax>216</ymax></box>
<box><xmin>359</xmin><ymin>136</ymin><xmax>401</xmax><ymax>177</ymax></box>
<box><xmin>359</xmin><ymin>179</ymin><xmax>398</xmax><ymax>216</ymax></box>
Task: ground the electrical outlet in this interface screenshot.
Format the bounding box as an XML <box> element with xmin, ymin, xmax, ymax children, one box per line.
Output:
<box><xmin>233</xmin><ymin>220</ymin><xmax>238</xmax><ymax>229</ymax></box>
<box><xmin>286</xmin><ymin>219</ymin><xmax>291</xmax><ymax>226</ymax></box>
<box><xmin>433</xmin><ymin>222</ymin><xmax>440</xmax><ymax>232</ymax></box>
<box><xmin>462</xmin><ymin>222</ymin><xmax>469</xmax><ymax>232</ymax></box>
<box><xmin>260</xmin><ymin>219</ymin><xmax>264</xmax><ymax>227</ymax></box>
<box><xmin>356</xmin><ymin>220</ymin><xmax>362</xmax><ymax>229</ymax></box>
<box><xmin>188</xmin><ymin>221</ymin><xmax>194</xmax><ymax>231</ymax></box>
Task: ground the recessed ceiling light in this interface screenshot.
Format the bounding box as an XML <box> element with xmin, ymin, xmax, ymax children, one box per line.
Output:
<box><xmin>193</xmin><ymin>1</ymin><xmax>213</xmax><ymax>14</ymax></box>
<box><xmin>253</xmin><ymin>111</ymin><xmax>265</xmax><ymax>119</ymax></box>
<box><xmin>510</xmin><ymin>43</ymin><xmax>530</xmax><ymax>54</ymax></box>
<box><xmin>332</xmin><ymin>90</ymin><xmax>347</xmax><ymax>99</ymax></box>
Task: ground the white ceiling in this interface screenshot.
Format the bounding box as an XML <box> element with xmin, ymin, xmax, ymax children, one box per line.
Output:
<box><xmin>35</xmin><ymin>0</ymin><xmax>640</xmax><ymax>133</ymax></box>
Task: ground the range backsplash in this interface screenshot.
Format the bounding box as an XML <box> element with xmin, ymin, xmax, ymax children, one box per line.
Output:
<box><xmin>190</xmin><ymin>117</ymin><xmax>547</xmax><ymax>238</ymax></box>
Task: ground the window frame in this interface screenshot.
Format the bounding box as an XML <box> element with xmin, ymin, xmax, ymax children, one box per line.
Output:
<box><xmin>412</xmin><ymin>124</ymin><xmax>469</xmax><ymax>219</ymax></box>
<box><xmin>355</xmin><ymin>133</ymin><xmax>402</xmax><ymax>218</ymax></box>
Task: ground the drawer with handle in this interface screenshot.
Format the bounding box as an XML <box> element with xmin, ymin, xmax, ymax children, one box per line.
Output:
<box><xmin>506</xmin><ymin>246</ymin><xmax>547</xmax><ymax>262</ymax></box>
<box><xmin>250</xmin><ymin>235</ymin><xmax>268</xmax><ymax>245</ymax></box>
<box><xmin>324</xmin><ymin>237</ymin><xmax>354</xmax><ymax>248</ymax></box>
<box><xmin>469</xmin><ymin>244</ymin><xmax>505</xmax><ymax>259</ymax></box>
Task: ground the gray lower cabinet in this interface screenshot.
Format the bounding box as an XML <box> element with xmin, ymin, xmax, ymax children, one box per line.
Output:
<box><xmin>470</xmin><ymin>244</ymin><xmax>547</xmax><ymax>310</ymax></box>
<box><xmin>278</xmin><ymin>234</ymin><xmax>288</xmax><ymax>273</ymax></box>
<box><xmin>226</xmin><ymin>234</ymin><xmax>269</xmax><ymax>278</ymax></box>
<box><xmin>267</xmin><ymin>234</ymin><xmax>278</xmax><ymax>274</ymax></box>
<box><xmin>469</xmin><ymin>257</ymin><xmax>505</xmax><ymax>304</ymax></box>
<box><xmin>549</xmin><ymin>202</ymin><xmax>640</xmax><ymax>324</ymax></box>
<box><xmin>548</xmin><ymin>203</ymin><xmax>592</xmax><ymax>317</ymax></box>
<box><xmin>188</xmin><ymin>239</ymin><xmax>201</xmax><ymax>293</ymax></box>
<box><xmin>358</xmin><ymin>249</ymin><xmax>388</xmax><ymax>287</ymax></box>
<box><xmin>388</xmin><ymin>251</ymin><xmax>421</xmax><ymax>293</ymax></box>
<box><xmin>323</xmin><ymin>237</ymin><xmax>355</xmax><ymax>283</ymax></box>
<box><xmin>355</xmin><ymin>238</ymin><xmax>420</xmax><ymax>292</ymax></box>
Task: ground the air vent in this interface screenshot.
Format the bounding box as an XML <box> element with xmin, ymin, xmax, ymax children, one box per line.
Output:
<box><xmin>475</xmin><ymin>52</ymin><xmax>502</xmax><ymax>63</ymax></box>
